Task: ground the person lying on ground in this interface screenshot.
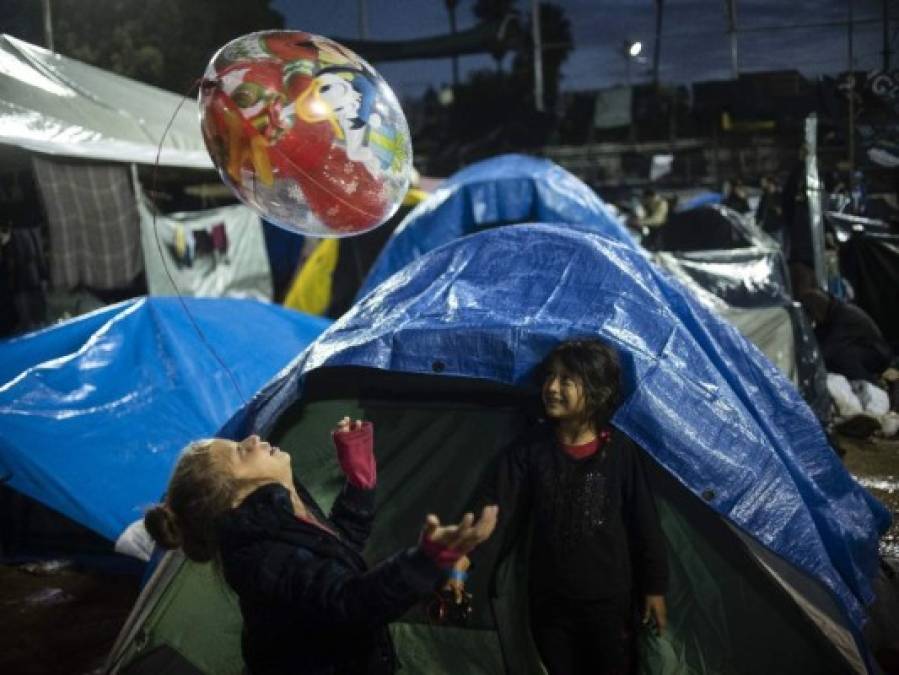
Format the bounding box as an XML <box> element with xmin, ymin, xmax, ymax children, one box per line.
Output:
<box><xmin>144</xmin><ymin>418</ymin><xmax>498</xmax><ymax>675</ymax></box>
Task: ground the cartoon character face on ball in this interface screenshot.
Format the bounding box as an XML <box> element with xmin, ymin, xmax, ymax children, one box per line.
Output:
<box><xmin>294</xmin><ymin>67</ymin><xmax>385</xmax><ymax>174</ymax></box>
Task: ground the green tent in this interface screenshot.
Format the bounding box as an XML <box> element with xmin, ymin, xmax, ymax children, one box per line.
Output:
<box><xmin>106</xmin><ymin>367</ymin><xmax>868</xmax><ymax>675</ymax></box>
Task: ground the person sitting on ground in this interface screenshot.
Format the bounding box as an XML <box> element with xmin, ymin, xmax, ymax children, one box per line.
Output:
<box><xmin>144</xmin><ymin>418</ymin><xmax>498</xmax><ymax>675</ymax></box>
<box><xmin>453</xmin><ymin>338</ymin><xmax>669</xmax><ymax>675</ymax></box>
<box><xmin>800</xmin><ymin>289</ymin><xmax>898</xmax><ymax>437</ymax></box>
<box><xmin>799</xmin><ymin>288</ymin><xmax>893</xmax><ymax>385</ymax></box>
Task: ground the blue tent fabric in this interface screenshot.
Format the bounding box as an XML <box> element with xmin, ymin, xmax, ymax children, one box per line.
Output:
<box><xmin>227</xmin><ymin>224</ymin><xmax>888</xmax><ymax>639</ymax></box>
<box><xmin>357</xmin><ymin>154</ymin><xmax>635</xmax><ymax>299</ymax></box>
<box><xmin>676</xmin><ymin>191</ymin><xmax>723</xmax><ymax>212</ymax></box>
<box><xmin>0</xmin><ymin>297</ymin><xmax>330</xmax><ymax>541</ymax></box>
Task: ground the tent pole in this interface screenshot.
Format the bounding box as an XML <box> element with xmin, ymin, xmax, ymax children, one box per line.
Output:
<box><xmin>804</xmin><ymin>114</ymin><xmax>827</xmax><ymax>291</ymax></box>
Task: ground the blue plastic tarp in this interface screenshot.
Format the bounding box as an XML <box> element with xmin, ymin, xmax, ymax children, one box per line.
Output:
<box><xmin>0</xmin><ymin>297</ymin><xmax>330</xmax><ymax>541</ymax></box>
<box><xmin>358</xmin><ymin>154</ymin><xmax>634</xmax><ymax>298</ymax></box>
<box><xmin>676</xmin><ymin>191</ymin><xmax>723</xmax><ymax>212</ymax></box>
<box><xmin>231</xmin><ymin>224</ymin><xmax>887</xmax><ymax>638</ymax></box>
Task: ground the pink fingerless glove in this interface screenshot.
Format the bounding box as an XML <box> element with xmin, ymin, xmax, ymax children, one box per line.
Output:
<box><xmin>419</xmin><ymin>535</ymin><xmax>464</xmax><ymax>570</ymax></box>
<box><xmin>332</xmin><ymin>421</ymin><xmax>376</xmax><ymax>489</ymax></box>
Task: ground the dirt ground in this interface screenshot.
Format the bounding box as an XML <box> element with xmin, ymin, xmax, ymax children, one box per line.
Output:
<box><xmin>839</xmin><ymin>433</ymin><xmax>899</xmax><ymax>558</ymax></box>
<box><xmin>0</xmin><ymin>563</ymin><xmax>140</xmax><ymax>675</ymax></box>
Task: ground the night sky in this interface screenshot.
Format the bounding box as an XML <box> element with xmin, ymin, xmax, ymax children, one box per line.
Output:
<box><xmin>272</xmin><ymin>0</ymin><xmax>890</xmax><ymax>97</ymax></box>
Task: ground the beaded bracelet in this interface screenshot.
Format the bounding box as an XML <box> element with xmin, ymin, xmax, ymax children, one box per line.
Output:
<box><xmin>449</xmin><ymin>569</ymin><xmax>468</xmax><ymax>582</ymax></box>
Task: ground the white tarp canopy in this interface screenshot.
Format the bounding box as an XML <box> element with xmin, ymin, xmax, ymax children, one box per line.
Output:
<box><xmin>0</xmin><ymin>34</ymin><xmax>213</xmax><ymax>168</ymax></box>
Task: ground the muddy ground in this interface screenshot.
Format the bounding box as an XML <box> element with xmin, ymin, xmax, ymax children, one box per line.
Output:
<box><xmin>839</xmin><ymin>433</ymin><xmax>899</xmax><ymax>558</ymax></box>
<box><xmin>0</xmin><ymin>563</ymin><xmax>139</xmax><ymax>675</ymax></box>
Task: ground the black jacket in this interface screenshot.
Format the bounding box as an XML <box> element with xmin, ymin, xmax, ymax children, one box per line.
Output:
<box><xmin>479</xmin><ymin>423</ymin><xmax>668</xmax><ymax>601</ymax></box>
<box><xmin>815</xmin><ymin>297</ymin><xmax>893</xmax><ymax>382</ymax></box>
<box><xmin>218</xmin><ymin>481</ymin><xmax>444</xmax><ymax>675</ymax></box>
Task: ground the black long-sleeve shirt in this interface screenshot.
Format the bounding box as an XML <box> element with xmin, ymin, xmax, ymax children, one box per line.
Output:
<box><xmin>481</xmin><ymin>423</ymin><xmax>668</xmax><ymax>602</ymax></box>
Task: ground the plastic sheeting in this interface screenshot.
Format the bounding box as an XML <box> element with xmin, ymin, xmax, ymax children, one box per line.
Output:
<box><xmin>653</xmin><ymin>247</ymin><xmax>790</xmax><ymax>310</ymax></box>
<box><xmin>229</xmin><ymin>224</ymin><xmax>888</xmax><ymax>639</ymax></box>
<box><xmin>357</xmin><ymin>153</ymin><xmax>633</xmax><ymax>298</ymax></box>
<box><xmin>646</xmin><ymin>204</ymin><xmax>775</xmax><ymax>253</ymax></box>
<box><xmin>0</xmin><ymin>297</ymin><xmax>330</xmax><ymax>541</ymax></box>
<box><xmin>0</xmin><ymin>34</ymin><xmax>212</xmax><ymax>168</ymax></box>
<box><xmin>837</xmin><ymin>230</ymin><xmax>899</xmax><ymax>350</ymax></box>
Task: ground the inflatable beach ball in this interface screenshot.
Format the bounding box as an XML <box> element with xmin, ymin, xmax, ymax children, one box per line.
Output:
<box><xmin>199</xmin><ymin>31</ymin><xmax>412</xmax><ymax>237</ymax></box>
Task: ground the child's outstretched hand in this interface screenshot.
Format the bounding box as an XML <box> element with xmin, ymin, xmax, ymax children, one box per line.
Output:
<box><xmin>332</xmin><ymin>417</ymin><xmax>376</xmax><ymax>489</ymax></box>
<box><xmin>643</xmin><ymin>594</ymin><xmax>667</xmax><ymax>636</ymax></box>
<box><xmin>419</xmin><ymin>507</ymin><xmax>498</xmax><ymax>570</ymax></box>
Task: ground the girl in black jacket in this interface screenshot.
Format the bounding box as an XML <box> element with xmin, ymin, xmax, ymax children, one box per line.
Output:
<box><xmin>145</xmin><ymin>417</ymin><xmax>497</xmax><ymax>675</ymax></box>
<box><xmin>454</xmin><ymin>338</ymin><xmax>668</xmax><ymax>675</ymax></box>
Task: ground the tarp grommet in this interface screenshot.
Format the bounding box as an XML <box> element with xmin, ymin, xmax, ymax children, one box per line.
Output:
<box><xmin>432</xmin><ymin>360</ymin><xmax>446</xmax><ymax>373</ymax></box>
<box><xmin>702</xmin><ymin>489</ymin><xmax>715</xmax><ymax>502</ymax></box>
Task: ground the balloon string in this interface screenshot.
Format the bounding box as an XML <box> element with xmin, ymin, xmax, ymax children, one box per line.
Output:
<box><xmin>151</xmin><ymin>79</ymin><xmax>248</xmax><ymax>406</ymax></box>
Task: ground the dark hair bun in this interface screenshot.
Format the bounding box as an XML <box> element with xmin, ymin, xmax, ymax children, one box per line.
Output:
<box><xmin>144</xmin><ymin>504</ymin><xmax>182</xmax><ymax>550</ymax></box>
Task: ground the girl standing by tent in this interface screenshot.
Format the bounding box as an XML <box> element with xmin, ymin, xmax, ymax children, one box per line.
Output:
<box><xmin>455</xmin><ymin>338</ymin><xmax>668</xmax><ymax>675</ymax></box>
<box><xmin>144</xmin><ymin>417</ymin><xmax>497</xmax><ymax>675</ymax></box>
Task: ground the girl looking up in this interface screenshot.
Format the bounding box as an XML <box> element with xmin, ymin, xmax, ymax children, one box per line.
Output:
<box><xmin>145</xmin><ymin>417</ymin><xmax>497</xmax><ymax>675</ymax></box>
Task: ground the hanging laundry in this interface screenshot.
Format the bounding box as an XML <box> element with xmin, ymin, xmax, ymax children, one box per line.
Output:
<box><xmin>209</xmin><ymin>222</ymin><xmax>229</xmax><ymax>255</ymax></box>
<box><xmin>194</xmin><ymin>229</ymin><xmax>214</xmax><ymax>256</ymax></box>
<box><xmin>170</xmin><ymin>225</ymin><xmax>196</xmax><ymax>268</ymax></box>
<box><xmin>32</xmin><ymin>157</ymin><xmax>142</xmax><ymax>290</ymax></box>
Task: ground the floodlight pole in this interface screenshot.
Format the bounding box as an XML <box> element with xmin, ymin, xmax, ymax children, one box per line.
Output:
<box><xmin>848</xmin><ymin>0</ymin><xmax>855</xmax><ymax>181</ymax></box>
<box><xmin>447</xmin><ymin>0</ymin><xmax>459</xmax><ymax>88</ymax></box>
<box><xmin>358</xmin><ymin>0</ymin><xmax>368</xmax><ymax>39</ymax></box>
<box><xmin>725</xmin><ymin>0</ymin><xmax>739</xmax><ymax>79</ymax></box>
<box><xmin>532</xmin><ymin>0</ymin><xmax>545</xmax><ymax>111</ymax></box>
<box><xmin>42</xmin><ymin>0</ymin><xmax>54</xmax><ymax>52</ymax></box>
<box><xmin>653</xmin><ymin>0</ymin><xmax>664</xmax><ymax>86</ymax></box>
<box><xmin>883</xmin><ymin>0</ymin><xmax>891</xmax><ymax>70</ymax></box>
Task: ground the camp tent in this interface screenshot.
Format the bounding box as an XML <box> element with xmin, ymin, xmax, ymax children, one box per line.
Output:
<box><xmin>108</xmin><ymin>224</ymin><xmax>888</xmax><ymax>675</ymax></box>
<box><xmin>828</xmin><ymin>212</ymin><xmax>899</xmax><ymax>351</ymax></box>
<box><xmin>0</xmin><ymin>34</ymin><xmax>211</xmax><ymax>168</ymax></box>
<box><xmin>0</xmin><ymin>35</ymin><xmax>283</xmax><ymax>315</ymax></box>
<box><xmin>0</xmin><ymin>297</ymin><xmax>329</xmax><ymax>549</ymax></box>
<box><xmin>356</xmin><ymin>153</ymin><xmax>635</xmax><ymax>299</ymax></box>
<box><xmin>356</xmin><ymin>157</ymin><xmax>823</xmax><ymax>415</ymax></box>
